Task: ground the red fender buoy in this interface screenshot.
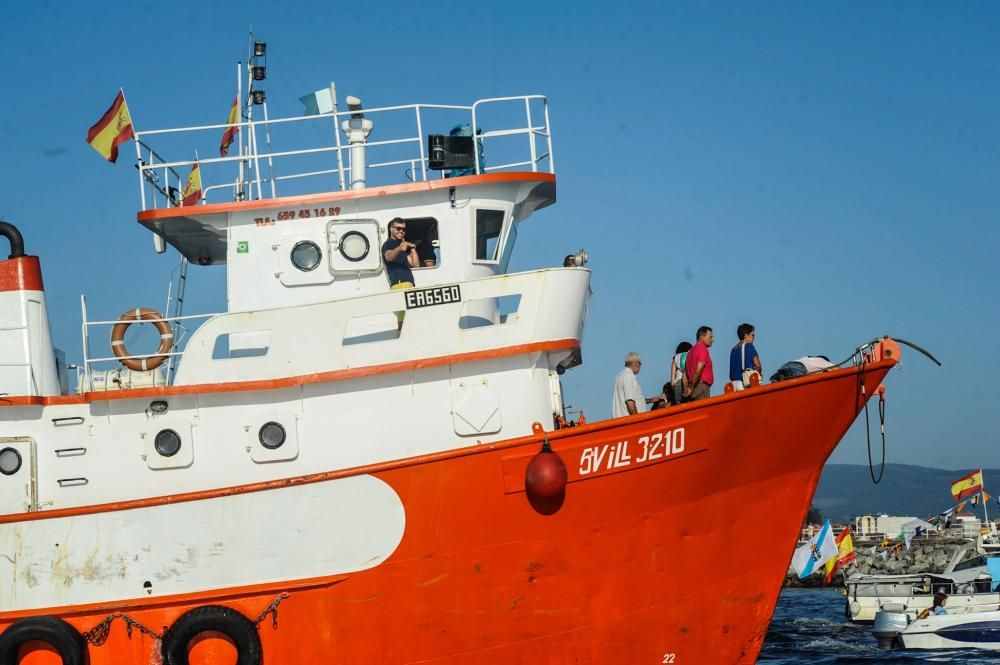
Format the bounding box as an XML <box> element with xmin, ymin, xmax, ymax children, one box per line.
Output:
<box><xmin>525</xmin><ymin>440</ymin><xmax>567</xmax><ymax>499</ymax></box>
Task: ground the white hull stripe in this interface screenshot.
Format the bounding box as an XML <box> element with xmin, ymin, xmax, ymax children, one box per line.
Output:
<box><xmin>0</xmin><ymin>475</ymin><xmax>405</xmax><ymax>612</ymax></box>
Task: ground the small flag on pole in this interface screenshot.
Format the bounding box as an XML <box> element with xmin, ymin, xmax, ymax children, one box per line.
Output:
<box><xmin>220</xmin><ymin>97</ymin><xmax>240</xmax><ymax>157</ymax></box>
<box><xmin>823</xmin><ymin>528</ymin><xmax>856</xmax><ymax>585</ymax></box>
<box><xmin>181</xmin><ymin>162</ymin><xmax>202</xmax><ymax>206</ymax></box>
<box><xmin>299</xmin><ymin>88</ymin><xmax>334</xmax><ymax>116</ymax></box>
<box><xmin>957</xmin><ymin>501</ymin><xmax>968</xmax><ymax>513</ymax></box>
<box><xmin>86</xmin><ymin>90</ymin><xmax>134</xmax><ymax>163</ymax></box>
<box><xmin>952</xmin><ymin>469</ymin><xmax>984</xmax><ymax>501</ymax></box>
<box><xmin>792</xmin><ymin>520</ymin><xmax>839</xmax><ymax>579</ymax></box>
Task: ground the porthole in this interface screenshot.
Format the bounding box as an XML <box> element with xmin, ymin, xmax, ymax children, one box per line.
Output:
<box><xmin>338</xmin><ymin>231</ymin><xmax>370</xmax><ymax>262</ymax></box>
<box><xmin>290</xmin><ymin>241</ymin><xmax>322</xmax><ymax>272</ymax></box>
<box><xmin>0</xmin><ymin>447</ymin><xmax>22</xmax><ymax>476</ymax></box>
<box><xmin>154</xmin><ymin>429</ymin><xmax>182</xmax><ymax>457</ymax></box>
<box><xmin>259</xmin><ymin>422</ymin><xmax>286</xmax><ymax>450</ymax></box>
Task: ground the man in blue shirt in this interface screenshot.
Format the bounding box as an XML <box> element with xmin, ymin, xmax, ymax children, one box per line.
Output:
<box><xmin>382</xmin><ymin>217</ymin><xmax>419</xmax><ymax>329</ymax></box>
<box><xmin>729</xmin><ymin>323</ymin><xmax>761</xmax><ymax>391</ymax></box>
<box><xmin>382</xmin><ymin>217</ymin><xmax>418</xmax><ymax>288</ymax></box>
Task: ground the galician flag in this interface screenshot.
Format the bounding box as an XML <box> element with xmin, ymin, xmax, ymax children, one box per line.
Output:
<box><xmin>951</xmin><ymin>469</ymin><xmax>984</xmax><ymax>502</ymax></box>
<box><xmin>792</xmin><ymin>520</ymin><xmax>839</xmax><ymax>579</ymax></box>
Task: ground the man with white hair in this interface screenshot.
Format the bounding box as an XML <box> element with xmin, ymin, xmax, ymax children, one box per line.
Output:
<box><xmin>612</xmin><ymin>352</ymin><xmax>648</xmax><ymax>418</ymax></box>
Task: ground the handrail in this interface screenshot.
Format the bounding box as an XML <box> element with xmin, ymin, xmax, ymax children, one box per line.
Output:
<box><xmin>131</xmin><ymin>95</ymin><xmax>554</xmax><ymax>211</ymax></box>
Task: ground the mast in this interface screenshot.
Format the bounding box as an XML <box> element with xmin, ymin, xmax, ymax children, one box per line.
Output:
<box><xmin>981</xmin><ymin>468</ymin><xmax>996</xmax><ymax>544</ymax></box>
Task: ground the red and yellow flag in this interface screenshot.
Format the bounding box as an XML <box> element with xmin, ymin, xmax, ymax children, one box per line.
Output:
<box><xmin>952</xmin><ymin>469</ymin><xmax>984</xmax><ymax>502</ymax></box>
<box><xmin>219</xmin><ymin>97</ymin><xmax>239</xmax><ymax>157</ymax></box>
<box><xmin>824</xmin><ymin>528</ymin><xmax>857</xmax><ymax>585</ymax></box>
<box><xmin>180</xmin><ymin>163</ymin><xmax>202</xmax><ymax>206</ymax></box>
<box><xmin>86</xmin><ymin>91</ymin><xmax>134</xmax><ymax>163</ymax></box>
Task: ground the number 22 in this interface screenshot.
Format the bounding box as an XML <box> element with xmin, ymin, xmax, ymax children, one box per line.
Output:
<box><xmin>662</xmin><ymin>654</ymin><xmax>676</xmax><ymax>663</ymax></box>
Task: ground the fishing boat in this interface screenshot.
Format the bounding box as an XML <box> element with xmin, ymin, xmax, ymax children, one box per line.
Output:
<box><xmin>0</xmin><ymin>48</ymin><xmax>905</xmax><ymax>665</ymax></box>
<box><xmin>874</xmin><ymin>608</ymin><xmax>1000</xmax><ymax>650</ymax></box>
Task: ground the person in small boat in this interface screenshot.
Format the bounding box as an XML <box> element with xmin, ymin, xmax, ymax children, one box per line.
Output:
<box><xmin>729</xmin><ymin>323</ymin><xmax>762</xmax><ymax>391</ymax></box>
<box><xmin>683</xmin><ymin>327</ymin><xmax>715</xmax><ymax>401</ymax></box>
<box><xmin>916</xmin><ymin>592</ymin><xmax>948</xmax><ymax>619</ymax></box>
<box><xmin>669</xmin><ymin>341</ymin><xmax>692</xmax><ymax>405</ymax></box>
<box><xmin>383</xmin><ymin>218</ymin><xmax>419</xmax><ymax>288</ymax></box>
<box><xmin>612</xmin><ymin>352</ymin><xmax>659</xmax><ymax>417</ymax></box>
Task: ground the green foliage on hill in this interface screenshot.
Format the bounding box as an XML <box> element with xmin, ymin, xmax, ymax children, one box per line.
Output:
<box><xmin>805</xmin><ymin>505</ymin><xmax>824</xmax><ymax>524</ymax></box>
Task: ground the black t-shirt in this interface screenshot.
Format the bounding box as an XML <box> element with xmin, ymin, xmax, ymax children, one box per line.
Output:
<box><xmin>382</xmin><ymin>238</ymin><xmax>415</xmax><ymax>285</ymax></box>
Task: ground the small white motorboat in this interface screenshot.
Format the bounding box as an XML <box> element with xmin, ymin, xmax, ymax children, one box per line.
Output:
<box><xmin>874</xmin><ymin>608</ymin><xmax>1000</xmax><ymax>650</ymax></box>
<box><xmin>846</xmin><ymin>551</ymin><xmax>998</xmax><ymax>623</ymax></box>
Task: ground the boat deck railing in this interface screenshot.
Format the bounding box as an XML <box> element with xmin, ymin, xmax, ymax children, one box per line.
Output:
<box><xmin>76</xmin><ymin>267</ymin><xmax>588</xmax><ymax>393</ymax></box>
<box><xmin>131</xmin><ymin>95</ymin><xmax>554</xmax><ymax>211</ymax></box>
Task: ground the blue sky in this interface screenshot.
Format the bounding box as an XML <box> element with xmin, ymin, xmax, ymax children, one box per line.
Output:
<box><xmin>0</xmin><ymin>2</ymin><xmax>998</xmax><ymax>468</ymax></box>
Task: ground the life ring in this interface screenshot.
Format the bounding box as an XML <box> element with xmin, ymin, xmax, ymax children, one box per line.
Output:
<box><xmin>0</xmin><ymin>615</ymin><xmax>86</xmax><ymax>665</ymax></box>
<box><xmin>111</xmin><ymin>307</ymin><xmax>173</xmax><ymax>371</ymax></box>
<box><xmin>161</xmin><ymin>605</ymin><xmax>262</xmax><ymax>665</ymax></box>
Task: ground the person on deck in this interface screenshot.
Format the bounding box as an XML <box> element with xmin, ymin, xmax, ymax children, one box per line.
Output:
<box><xmin>670</xmin><ymin>341</ymin><xmax>692</xmax><ymax>405</ymax></box>
<box><xmin>729</xmin><ymin>323</ymin><xmax>762</xmax><ymax>391</ymax></box>
<box><xmin>916</xmin><ymin>592</ymin><xmax>948</xmax><ymax>619</ymax></box>
<box><xmin>683</xmin><ymin>327</ymin><xmax>715</xmax><ymax>401</ymax></box>
<box><xmin>612</xmin><ymin>352</ymin><xmax>658</xmax><ymax>417</ymax></box>
<box><xmin>382</xmin><ymin>218</ymin><xmax>419</xmax><ymax>289</ymax></box>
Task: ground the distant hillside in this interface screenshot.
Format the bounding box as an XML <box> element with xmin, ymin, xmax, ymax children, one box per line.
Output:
<box><xmin>813</xmin><ymin>464</ymin><xmax>1000</xmax><ymax>524</ymax></box>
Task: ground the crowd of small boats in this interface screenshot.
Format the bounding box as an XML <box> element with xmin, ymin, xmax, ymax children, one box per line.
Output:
<box><xmin>842</xmin><ymin>548</ymin><xmax>1000</xmax><ymax>650</ymax></box>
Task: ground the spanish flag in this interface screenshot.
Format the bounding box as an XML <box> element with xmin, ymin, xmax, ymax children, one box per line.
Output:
<box><xmin>86</xmin><ymin>91</ymin><xmax>134</xmax><ymax>163</ymax></box>
<box><xmin>180</xmin><ymin>163</ymin><xmax>202</xmax><ymax>206</ymax></box>
<box><xmin>951</xmin><ymin>469</ymin><xmax>984</xmax><ymax>502</ymax></box>
<box><xmin>823</xmin><ymin>528</ymin><xmax>856</xmax><ymax>585</ymax></box>
<box><xmin>219</xmin><ymin>97</ymin><xmax>239</xmax><ymax>157</ymax></box>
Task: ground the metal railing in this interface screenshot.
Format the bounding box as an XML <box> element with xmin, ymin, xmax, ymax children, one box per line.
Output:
<box><xmin>132</xmin><ymin>95</ymin><xmax>554</xmax><ymax>211</ymax></box>
<box><xmin>79</xmin><ymin>294</ymin><xmax>217</xmax><ymax>392</ymax></box>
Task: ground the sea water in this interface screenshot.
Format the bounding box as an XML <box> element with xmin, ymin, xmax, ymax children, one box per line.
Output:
<box><xmin>759</xmin><ymin>589</ymin><xmax>1000</xmax><ymax>663</ymax></box>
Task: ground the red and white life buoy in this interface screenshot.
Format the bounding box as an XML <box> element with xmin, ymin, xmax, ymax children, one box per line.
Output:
<box><xmin>110</xmin><ymin>307</ymin><xmax>173</xmax><ymax>371</ymax></box>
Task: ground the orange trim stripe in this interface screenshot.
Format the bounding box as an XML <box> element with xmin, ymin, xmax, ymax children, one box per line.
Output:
<box><xmin>0</xmin><ymin>338</ymin><xmax>578</xmax><ymax>407</ymax></box>
<box><xmin>1</xmin><ymin>572</ymin><xmax>347</xmax><ymax>621</ymax></box>
<box><xmin>137</xmin><ymin>172</ymin><xmax>556</xmax><ymax>222</ymax></box>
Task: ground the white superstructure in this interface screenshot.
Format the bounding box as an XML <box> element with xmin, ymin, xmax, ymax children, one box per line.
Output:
<box><xmin>0</xmin><ymin>88</ymin><xmax>590</xmax><ymax>614</ymax></box>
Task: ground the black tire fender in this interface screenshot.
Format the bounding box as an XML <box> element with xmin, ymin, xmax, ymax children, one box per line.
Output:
<box><xmin>161</xmin><ymin>605</ymin><xmax>262</xmax><ymax>665</ymax></box>
<box><xmin>0</xmin><ymin>615</ymin><xmax>86</xmax><ymax>665</ymax></box>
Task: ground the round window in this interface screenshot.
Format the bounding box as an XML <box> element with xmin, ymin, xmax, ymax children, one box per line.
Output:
<box><xmin>339</xmin><ymin>231</ymin><xmax>370</xmax><ymax>263</ymax></box>
<box><xmin>0</xmin><ymin>447</ymin><xmax>22</xmax><ymax>476</ymax></box>
<box><xmin>291</xmin><ymin>241</ymin><xmax>322</xmax><ymax>272</ymax></box>
<box><xmin>259</xmin><ymin>422</ymin><xmax>287</xmax><ymax>450</ymax></box>
<box><xmin>154</xmin><ymin>429</ymin><xmax>182</xmax><ymax>457</ymax></box>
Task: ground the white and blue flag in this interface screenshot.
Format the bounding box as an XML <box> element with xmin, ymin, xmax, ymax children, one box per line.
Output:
<box><xmin>299</xmin><ymin>88</ymin><xmax>334</xmax><ymax>116</ymax></box>
<box><xmin>791</xmin><ymin>520</ymin><xmax>839</xmax><ymax>579</ymax></box>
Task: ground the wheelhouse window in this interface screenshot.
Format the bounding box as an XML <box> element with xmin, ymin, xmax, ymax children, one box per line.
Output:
<box><xmin>475</xmin><ymin>209</ymin><xmax>504</xmax><ymax>261</ymax></box>
<box><xmin>401</xmin><ymin>217</ymin><xmax>439</xmax><ymax>269</ymax></box>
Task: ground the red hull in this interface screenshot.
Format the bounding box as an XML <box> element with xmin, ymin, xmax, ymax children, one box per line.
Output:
<box><xmin>2</xmin><ymin>361</ymin><xmax>892</xmax><ymax>664</ymax></box>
